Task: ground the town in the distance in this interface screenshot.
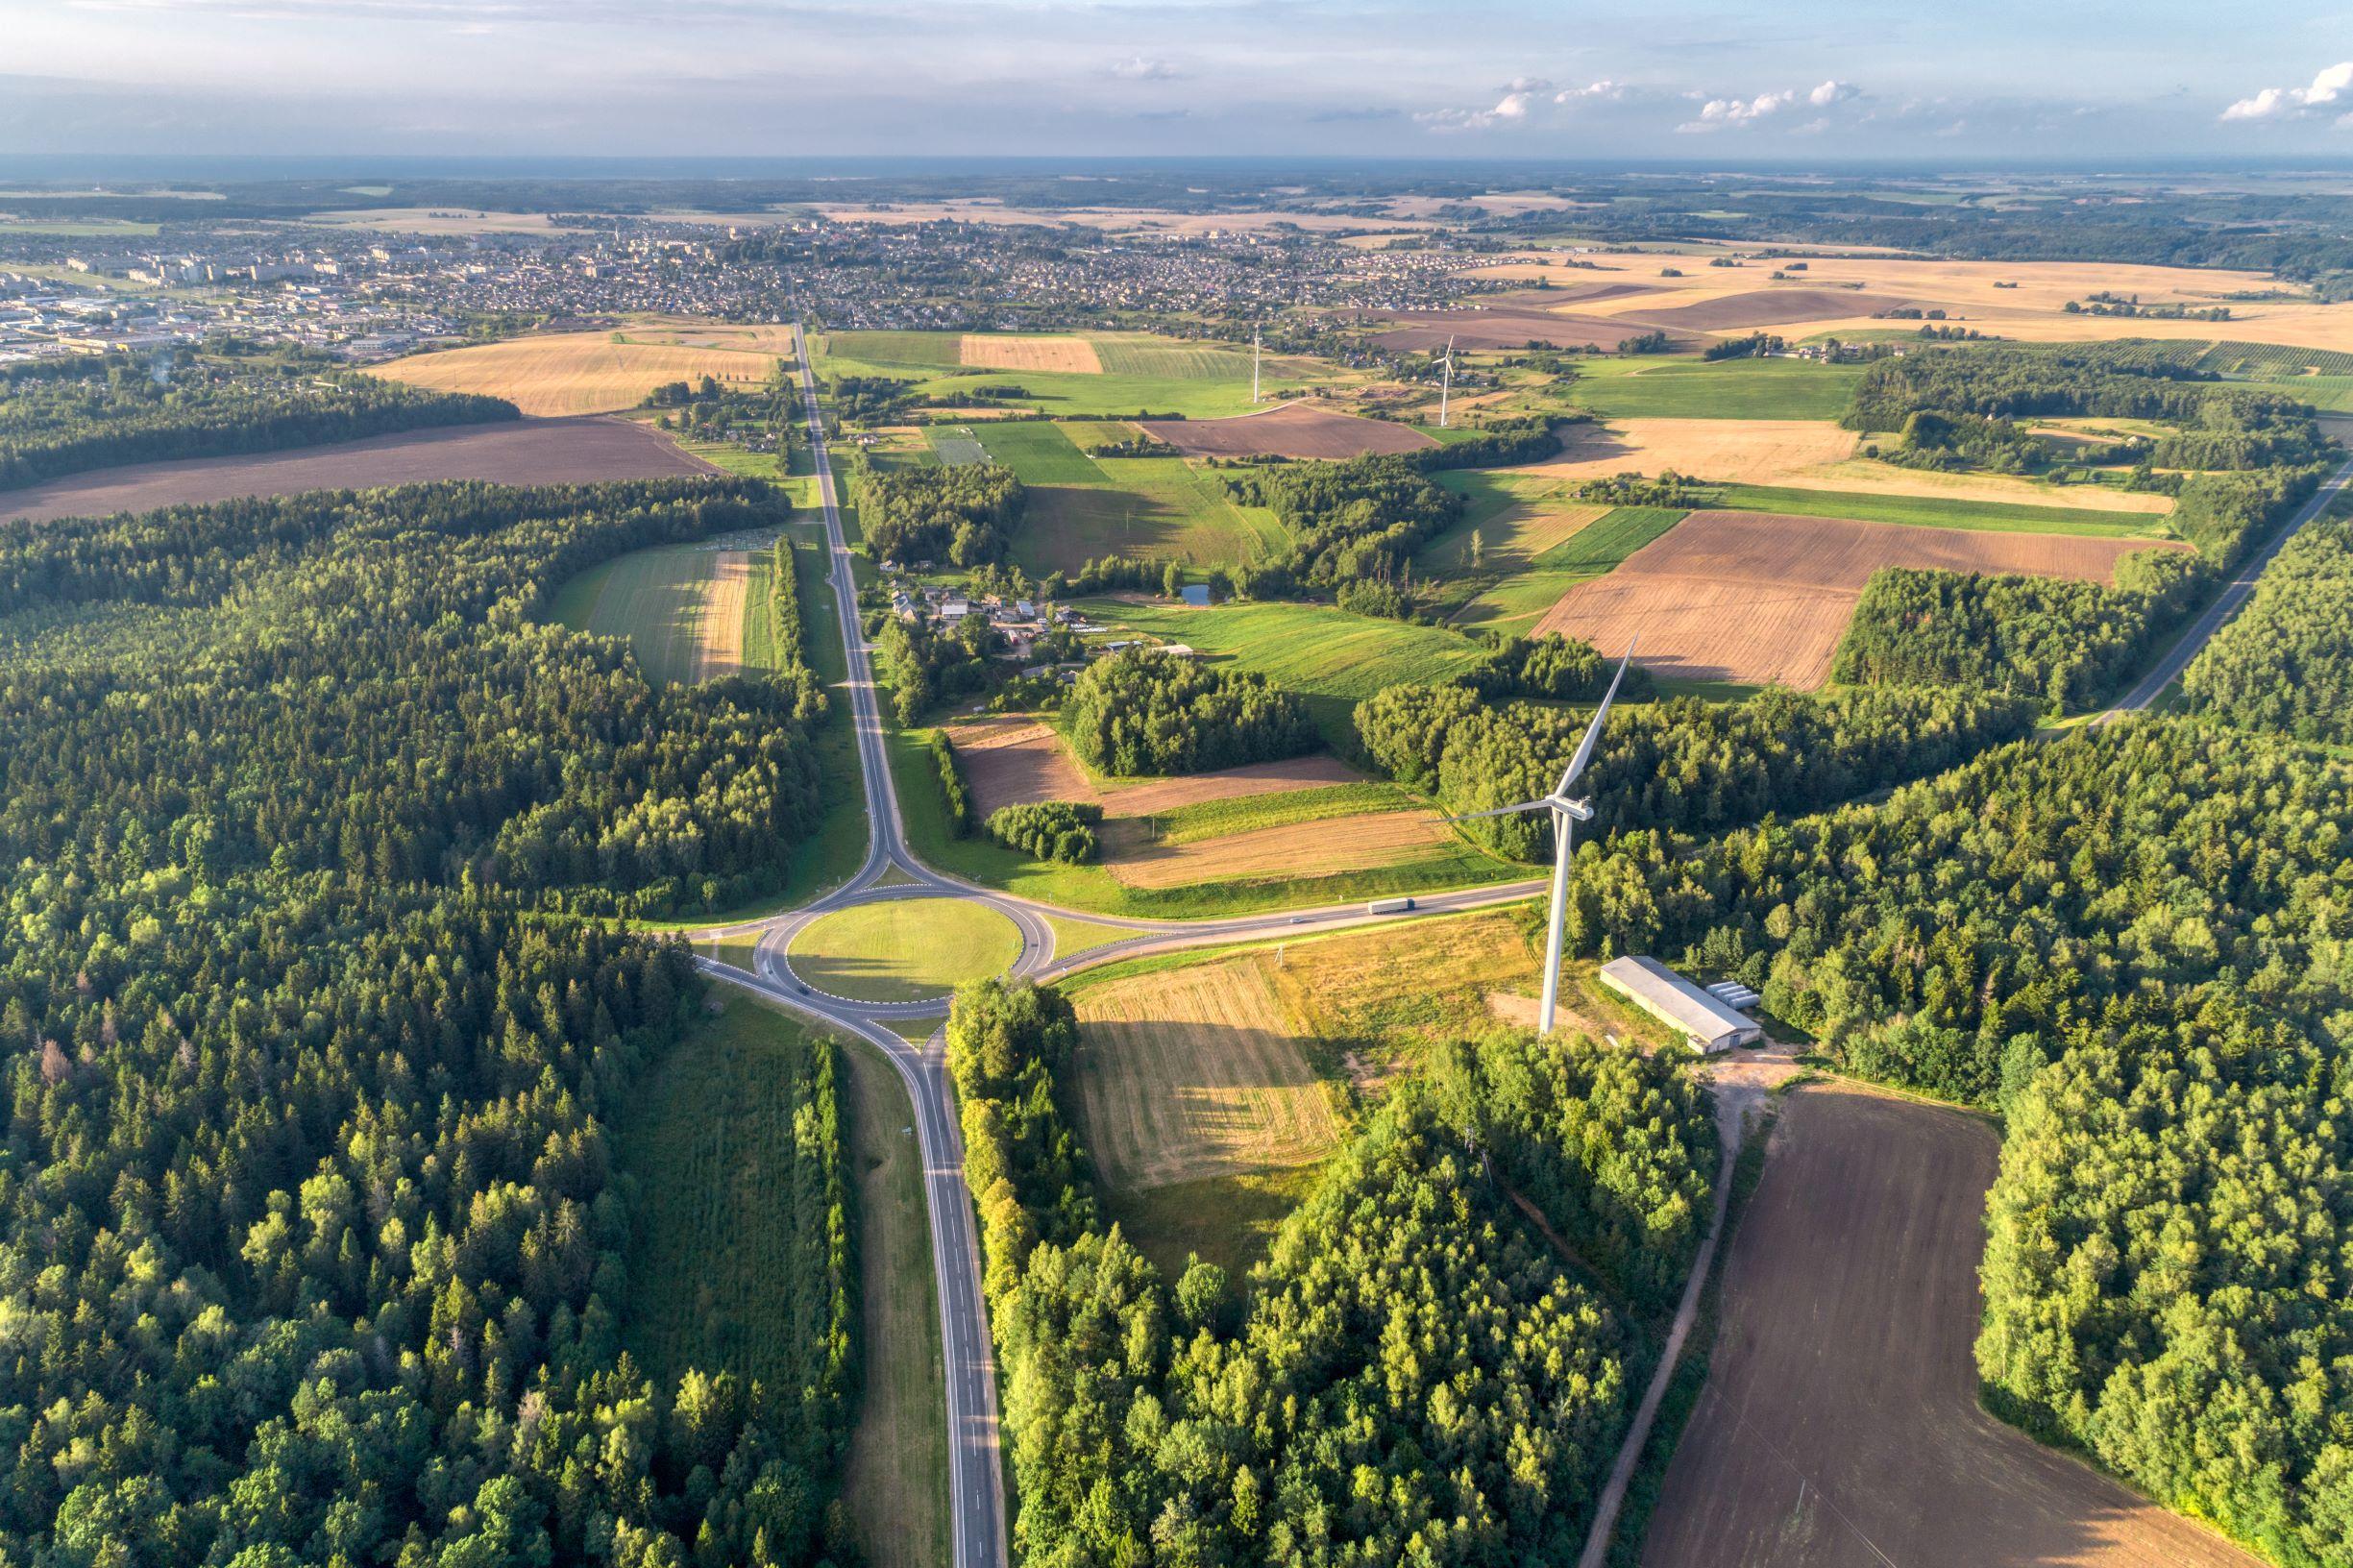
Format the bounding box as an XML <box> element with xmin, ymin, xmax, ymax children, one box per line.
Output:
<box><xmin>4</xmin><ymin>25</ymin><xmax>2353</xmax><ymax>1568</ymax></box>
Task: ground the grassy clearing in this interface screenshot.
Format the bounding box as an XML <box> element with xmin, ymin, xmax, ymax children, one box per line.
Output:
<box><xmin>1566</xmin><ymin>356</ymin><xmax>1865</xmax><ymax>422</ymax></box>
<box><xmin>823</xmin><ymin>330</ymin><xmax>965</xmax><ymax>367</ymax></box>
<box><xmin>551</xmin><ymin>544</ymin><xmax>748</xmax><ymax>684</ymax></box>
<box><xmin>837</xmin><ymin>1035</ymin><xmax>952</xmax><ymax>1568</ymax></box>
<box><xmin>1045</xmin><ymin>914</ymin><xmax>1140</xmax><ymax>959</ymax></box>
<box><xmin>1068</xmin><ymin>956</ymin><xmax>1342</xmax><ymax>1190</ymax></box>
<box><xmin>1101</xmin><ymin>1165</ymin><xmax>1325</xmax><ymax>1280</ymax></box>
<box><xmin>617</xmin><ymin>996</ymin><xmax>849</xmax><ymax>1401</ymax></box>
<box><xmin>790</xmin><ymin>897</ymin><xmax>1024</xmax><ymax>1003</ymax></box>
<box><xmin>1070</xmin><ymin>599</ymin><xmax>1492</xmax><ymax>746</ymax></box>
<box><xmin>923</xmin><ymin>427</ymin><xmax>989</xmax><ymax>466</ymax></box>
<box><xmin>1703</xmin><ymin>482</ymin><xmax>2173</xmax><ymax>536</ymax></box>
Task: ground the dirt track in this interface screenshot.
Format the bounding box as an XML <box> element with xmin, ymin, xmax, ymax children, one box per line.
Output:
<box><xmin>1642</xmin><ymin>1086</ymin><xmax>2259</xmax><ymax>1568</ymax></box>
<box><xmin>1140</xmin><ymin>402</ymin><xmax>1436</xmax><ymax>459</ymax></box>
<box><xmin>3</xmin><ymin>416</ymin><xmax>719</xmax><ymax>523</ymax></box>
<box><xmin>1537</xmin><ymin>509</ymin><xmax>2179</xmax><ymax>688</ymax></box>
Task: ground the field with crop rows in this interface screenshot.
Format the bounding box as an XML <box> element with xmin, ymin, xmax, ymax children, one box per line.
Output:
<box><xmin>551</xmin><ymin>544</ymin><xmax>750</xmax><ymax>683</ymax></box>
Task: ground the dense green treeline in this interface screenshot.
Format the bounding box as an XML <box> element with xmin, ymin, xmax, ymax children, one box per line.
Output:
<box><xmin>1830</xmin><ymin>549</ymin><xmax>2207</xmax><ymax>709</ymax></box>
<box><xmin>1560</xmin><ymin>722</ymin><xmax>2353</xmax><ymax>1565</ymax></box>
<box><xmin>0</xmin><ymin>355</ymin><xmax>517</xmax><ymax>489</ymax></box>
<box><xmin>871</xmin><ymin>612</ymin><xmax>997</xmax><ymax>724</ymax></box>
<box><xmin>948</xmin><ymin>979</ymin><xmax>1715</xmax><ymax>1566</ymax></box>
<box><xmin>985</xmin><ymin>800</ymin><xmax>1100</xmax><ymax>863</ymax></box>
<box><xmin>856</xmin><ymin>460</ymin><xmax>1024</xmax><ymax>568</ymax></box>
<box><xmin>1064</xmin><ymin>648</ymin><xmax>1316</xmax><ymax>775</ymax></box>
<box><xmin>1354</xmin><ymin>679</ymin><xmax>2038</xmax><ymax>860</ymax></box>
<box><xmin>0</xmin><ymin>477</ymin><xmax>866</xmax><ymax>1567</ymax></box>
<box><xmin>2182</xmin><ymin>514</ymin><xmax>2353</xmax><ymax>744</ymax></box>
<box><xmin>1458</xmin><ymin>631</ymin><xmax>1651</xmax><ymax>703</ymax></box>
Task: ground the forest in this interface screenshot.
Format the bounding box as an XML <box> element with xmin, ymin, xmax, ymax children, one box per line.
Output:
<box><xmin>2181</xmin><ymin>511</ymin><xmax>2353</xmax><ymax>744</ymax></box>
<box><xmin>1063</xmin><ymin>649</ymin><xmax>1316</xmax><ymax>775</ymax></box>
<box><xmin>0</xmin><ymin>477</ymin><xmax>862</xmax><ymax>1567</ymax></box>
<box><xmin>1563</xmin><ymin>722</ymin><xmax>2353</xmax><ymax>1566</ymax></box>
<box><xmin>0</xmin><ymin>354</ymin><xmax>517</xmax><ymax>489</ymax></box>
<box><xmin>947</xmin><ymin>978</ymin><xmax>1716</xmax><ymax>1565</ymax></box>
<box><xmin>1354</xmin><ymin>678</ymin><xmax>2038</xmax><ymax>859</ymax></box>
<box><xmin>1221</xmin><ymin>455</ymin><xmax>1461</xmax><ymax>596</ymax></box>
<box><xmin>1831</xmin><ymin>549</ymin><xmax>2208</xmax><ymax>711</ymax></box>
<box><xmin>855</xmin><ymin>459</ymin><xmax>1024</xmax><ymax>568</ymax></box>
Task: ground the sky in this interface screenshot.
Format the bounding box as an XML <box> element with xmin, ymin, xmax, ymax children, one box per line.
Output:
<box><xmin>5</xmin><ymin>0</ymin><xmax>2353</xmax><ymax>162</ymax></box>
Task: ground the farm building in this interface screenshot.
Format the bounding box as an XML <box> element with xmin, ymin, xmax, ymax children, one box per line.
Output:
<box><xmin>1599</xmin><ymin>956</ymin><xmax>1763</xmax><ymax>1055</ymax></box>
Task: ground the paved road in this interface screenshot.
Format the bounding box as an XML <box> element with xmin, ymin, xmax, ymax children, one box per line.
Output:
<box><xmin>683</xmin><ymin>324</ymin><xmax>1563</xmax><ymax>1568</ymax></box>
<box><xmin>2099</xmin><ymin>449</ymin><xmax>2353</xmax><ymax>719</ymax></box>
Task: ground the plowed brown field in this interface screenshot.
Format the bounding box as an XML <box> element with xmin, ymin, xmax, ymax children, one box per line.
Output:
<box><xmin>1631</xmin><ymin>287</ymin><xmax>1944</xmax><ymax>331</ymax></box>
<box><xmin>1103</xmin><ymin>809</ymin><xmax>1452</xmax><ymax>890</ymax></box>
<box><xmin>1140</xmin><ymin>402</ymin><xmax>1437</xmax><ymax>459</ymax></box>
<box><xmin>1071</xmin><ymin>959</ymin><xmax>1339</xmax><ymax>1190</ymax></box>
<box><xmin>1642</xmin><ymin>1086</ymin><xmax>2259</xmax><ymax>1568</ymax></box>
<box><xmin>1369</xmin><ymin>308</ymin><xmax>1698</xmax><ymax>353</ymax></box>
<box><xmin>3</xmin><ymin>416</ymin><xmax>718</xmax><ymax>524</ymax></box>
<box><xmin>1535</xmin><ymin>510</ymin><xmax>2179</xmax><ymax>688</ymax></box>
<box><xmin>941</xmin><ymin>716</ymin><xmax>1360</xmax><ymax>818</ymax></box>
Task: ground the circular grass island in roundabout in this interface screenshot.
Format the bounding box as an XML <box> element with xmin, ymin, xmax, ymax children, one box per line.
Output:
<box><xmin>787</xmin><ymin>897</ymin><xmax>1024</xmax><ymax>1004</ymax></box>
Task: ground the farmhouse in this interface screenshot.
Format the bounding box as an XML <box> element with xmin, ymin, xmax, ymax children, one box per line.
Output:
<box><xmin>1599</xmin><ymin>956</ymin><xmax>1762</xmax><ymax>1055</ymax></box>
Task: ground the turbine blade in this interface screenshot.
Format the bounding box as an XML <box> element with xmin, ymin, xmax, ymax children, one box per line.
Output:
<box><xmin>1558</xmin><ymin>638</ymin><xmax>1640</xmax><ymax>792</ymax></box>
<box><xmin>1445</xmin><ymin>797</ymin><xmax>1550</xmax><ymax>822</ymax></box>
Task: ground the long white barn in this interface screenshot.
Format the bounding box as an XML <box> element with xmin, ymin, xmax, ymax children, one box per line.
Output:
<box><xmin>1599</xmin><ymin>956</ymin><xmax>1764</xmax><ymax>1055</ymax></box>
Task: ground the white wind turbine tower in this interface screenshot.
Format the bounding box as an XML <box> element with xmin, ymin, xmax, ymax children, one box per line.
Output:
<box><xmin>1251</xmin><ymin>324</ymin><xmax>1262</xmax><ymax>404</ymax></box>
<box><xmin>1438</xmin><ymin>334</ymin><xmax>1457</xmax><ymax>428</ymax></box>
<box><xmin>1450</xmin><ymin>641</ymin><xmax>1637</xmax><ymax>1035</ymax></box>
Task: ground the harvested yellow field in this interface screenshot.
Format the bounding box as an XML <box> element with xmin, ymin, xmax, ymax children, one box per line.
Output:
<box><xmin>1071</xmin><ymin>958</ymin><xmax>1339</xmax><ymax>1190</ymax></box>
<box><xmin>959</xmin><ymin>334</ymin><xmax>1103</xmax><ymax>374</ymax></box>
<box><xmin>1105</xmin><ymin>809</ymin><xmax>1452</xmax><ymax>890</ymax></box>
<box><xmin>1492</xmin><ymin>500</ymin><xmax>1611</xmax><ymax>556</ymax></box>
<box><xmin>1267</xmin><ymin>911</ymin><xmax>1544</xmax><ymax>1051</ymax></box>
<box><xmin>372</xmin><ymin>331</ymin><xmax>775</xmax><ymax>416</ymax></box>
<box><xmin>628</xmin><ymin>323</ymin><xmax>801</xmax><ymax>356</ymax></box>
<box><xmin>694</xmin><ymin>552</ymin><xmax>751</xmax><ymax>680</ymax></box>
<box><xmin>1520</xmin><ymin>417</ymin><xmax>1861</xmax><ymax>485</ymax></box>
<box><xmin>1802</xmin><ymin>457</ymin><xmax>2175</xmax><ymax>514</ymax></box>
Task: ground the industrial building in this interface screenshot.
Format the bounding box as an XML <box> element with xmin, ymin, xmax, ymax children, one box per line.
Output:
<box><xmin>1598</xmin><ymin>956</ymin><xmax>1765</xmax><ymax>1055</ymax></box>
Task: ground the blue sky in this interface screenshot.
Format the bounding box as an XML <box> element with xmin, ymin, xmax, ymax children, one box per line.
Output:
<box><xmin>5</xmin><ymin>0</ymin><xmax>2353</xmax><ymax>160</ymax></box>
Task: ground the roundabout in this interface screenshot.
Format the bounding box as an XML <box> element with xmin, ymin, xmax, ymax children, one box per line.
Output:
<box><xmin>786</xmin><ymin>894</ymin><xmax>1026</xmax><ymax>1004</ymax></box>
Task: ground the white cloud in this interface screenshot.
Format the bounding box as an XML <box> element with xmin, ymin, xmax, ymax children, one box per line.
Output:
<box><xmin>1556</xmin><ymin>79</ymin><xmax>1625</xmax><ymax>103</ymax></box>
<box><xmin>1107</xmin><ymin>55</ymin><xmax>1181</xmax><ymax>82</ymax></box>
<box><xmin>1808</xmin><ymin>79</ymin><xmax>1857</xmax><ymax>107</ymax></box>
<box><xmin>1678</xmin><ymin>87</ymin><xmax>1794</xmax><ymax>131</ymax></box>
<box><xmin>1417</xmin><ymin>79</ymin><xmax>1549</xmax><ymax>132</ymax></box>
<box><xmin>2222</xmin><ymin>61</ymin><xmax>2353</xmax><ymax>120</ymax></box>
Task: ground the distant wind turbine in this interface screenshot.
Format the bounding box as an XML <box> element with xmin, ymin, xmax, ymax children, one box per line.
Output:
<box><xmin>1438</xmin><ymin>334</ymin><xmax>1456</xmax><ymax>429</ymax></box>
<box><xmin>1449</xmin><ymin>640</ymin><xmax>1636</xmax><ymax>1035</ymax></box>
<box><xmin>1251</xmin><ymin>324</ymin><xmax>1262</xmax><ymax>404</ymax></box>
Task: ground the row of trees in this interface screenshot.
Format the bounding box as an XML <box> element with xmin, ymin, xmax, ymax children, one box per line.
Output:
<box><xmin>1354</xmin><ymin>679</ymin><xmax>2039</xmax><ymax>859</ymax></box>
<box><xmin>0</xmin><ymin>354</ymin><xmax>517</xmax><ymax>489</ymax></box>
<box><xmin>0</xmin><ymin>475</ymin><xmax>861</xmax><ymax>1566</ymax></box>
<box><xmin>2181</xmin><ymin>512</ymin><xmax>2353</xmax><ymax>745</ymax></box>
<box><xmin>856</xmin><ymin>460</ymin><xmax>1024</xmax><ymax>567</ymax></box>
<box><xmin>1557</xmin><ymin>722</ymin><xmax>2353</xmax><ymax>1564</ymax></box>
<box><xmin>947</xmin><ymin>978</ymin><xmax>1717</xmax><ymax>1564</ymax></box>
<box><xmin>1064</xmin><ymin>649</ymin><xmax>1317</xmax><ymax>776</ymax></box>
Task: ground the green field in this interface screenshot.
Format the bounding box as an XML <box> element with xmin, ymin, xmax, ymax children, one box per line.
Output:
<box><xmin>1703</xmin><ymin>482</ymin><xmax>2174</xmax><ymax>536</ymax></box>
<box><xmin>1019</xmin><ymin>456</ymin><xmax>1287</xmax><ymax>574</ymax></box>
<box><xmin>617</xmin><ymin>996</ymin><xmax>853</xmax><ymax>1410</ymax></box>
<box><xmin>1565</xmin><ymin>355</ymin><xmax>1865</xmax><ymax>421</ymax></box>
<box><xmin>1536</xmin><ymin>505</ymin><xmax>1691</xmax><ymax>571</ymax></box>
<box><xmin>1100</xmin><ymin>1164</ymin><xmax>1325</xmax><ymax>1279</ymax></box>
<box><xmin>1073</xmin><ymin>599</ymin><xmax>1494</xmax><ymax>744</ymax></box>
<box><xmin>973</xmin><ymin>421</ymin><xmax>1111</xmax><ymax>484</ymax></box>
<box><xmin>550</xmin><ymin>543</ymin><xmax>745</xmax><ymax>683</ymax></box>
<box><xmin>790</xmin><ymin>897</ymin><xmax>1024</xmax><ymax>1002</ymax></box>
<box><xmin>813</xmin><ymin>331</ymin><xmax>1336</xmax><ymax>420</ymax></box>
<box><xmin>924</xmin><ymin>427</ymin><xmax>990</xmax><ymax>466</ymax></box>
<box><xmin>837</xmin><ymin>1035</ymin><xmax>952</xmax><ymax>1568</ymax></box>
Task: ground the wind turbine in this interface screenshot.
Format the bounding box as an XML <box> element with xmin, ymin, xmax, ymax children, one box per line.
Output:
<box><xmin>1449</xmin><ymin>640</ymin><xmax>1636</xmax><ymax>1036</ymax></box>
<box><xmin>1251</xmin><ymin>324</ymin><xmax>1262</xmax><ymax>404</ymax></box>
<box><xmin>1438</xmin><ymin>334</ymin><xmax>1456</xmax><ymax>429</ymax></box>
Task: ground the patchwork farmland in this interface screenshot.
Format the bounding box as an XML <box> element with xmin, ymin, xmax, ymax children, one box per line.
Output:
<box><xmin>1536</xmin><ymin>509</ymin><xmax>2181</xmax><ymax>688</ymax></box>
<box><xmin>1140</xmin><ymin>401</ymin><xmax>1438</xmax><ymax>458</ymax></box>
